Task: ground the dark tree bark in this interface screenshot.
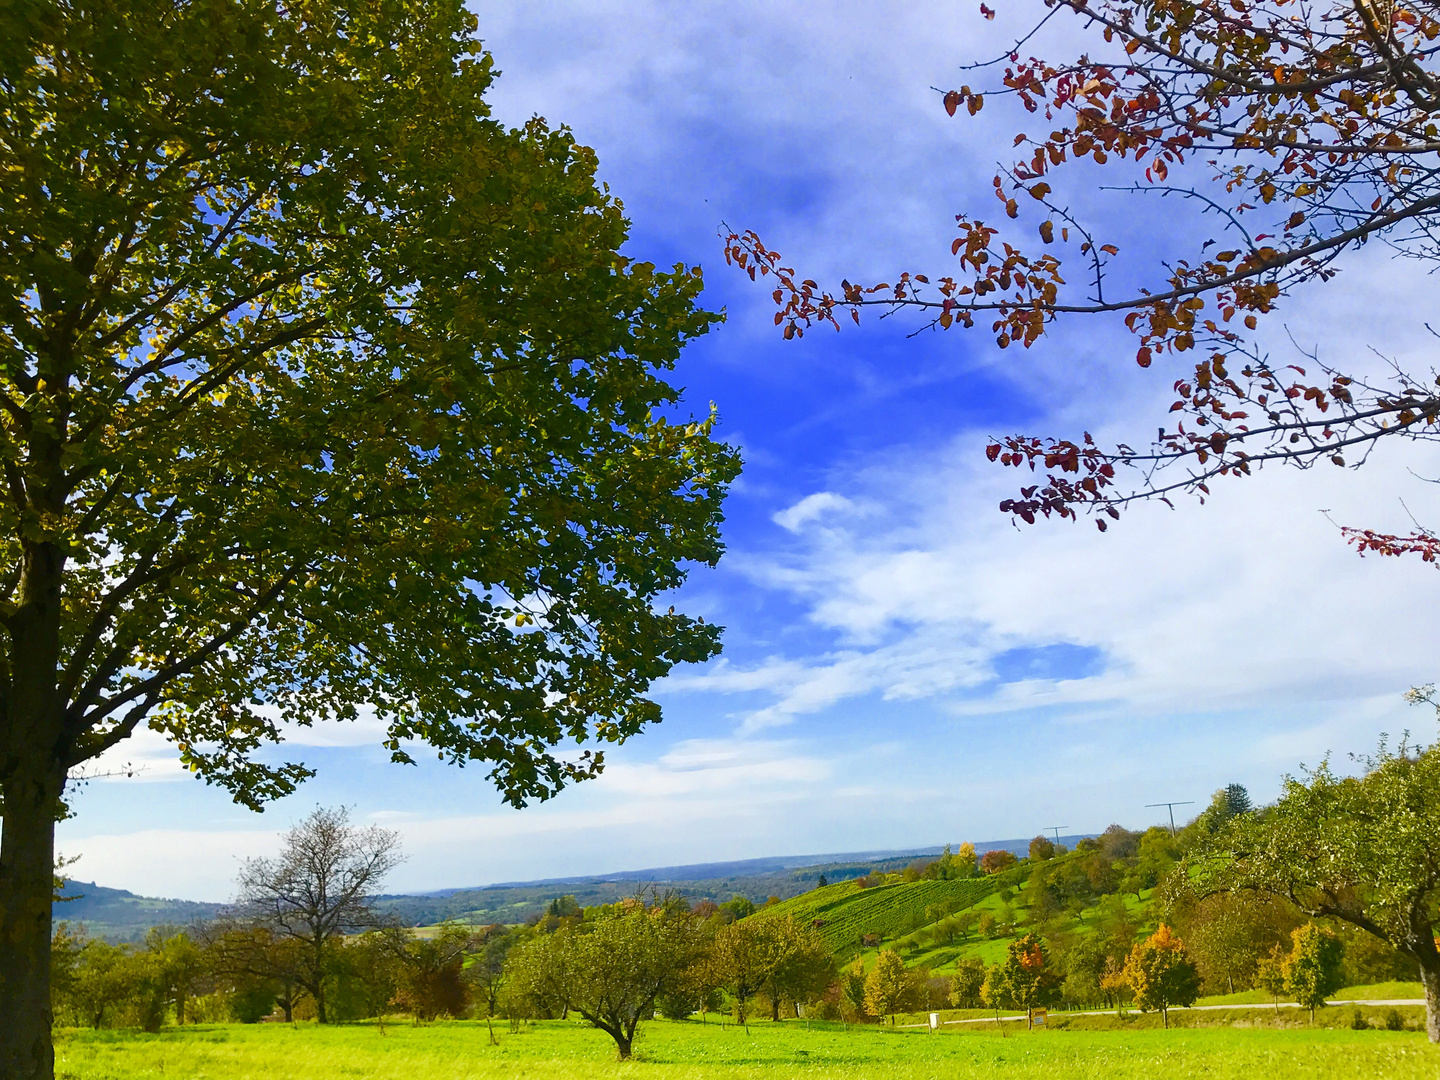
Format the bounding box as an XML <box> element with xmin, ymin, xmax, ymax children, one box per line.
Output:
<box><xmin>1</xmin><ymin>546</ymin><xmax>68</xmax><ymax>1080</ymax></box>
<box><xmin>0</xmin><ymin>769</ymin><xmax>63</xmax><ymax>1080</ymax></box>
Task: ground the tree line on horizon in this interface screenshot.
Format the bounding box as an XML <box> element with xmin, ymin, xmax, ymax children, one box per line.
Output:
<box><xmin>47</xmin><ymin>731</ymin><xmax>1440</xmax><ymax>1050</ymax></box>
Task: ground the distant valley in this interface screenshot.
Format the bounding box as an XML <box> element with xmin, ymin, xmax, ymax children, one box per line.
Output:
<box><xmin>59</xmin><ymin>836</ymin><xmax>1096</xmax><ymax>941</ymax></box>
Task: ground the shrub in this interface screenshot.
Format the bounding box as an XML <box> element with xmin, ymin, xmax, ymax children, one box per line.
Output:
<box><xmin>655</xmin><ymin>990</ymin><xmax>694</xmax><ymax>1021</ymax></box>
<box><xmin>1350</xmin><ymin>1006</ymin><xmax>1369</xmax><ymax>1030</ymax></box>
<box><xmin>1384</xmin><ymin>1007</ymin><xmax>1406</xmax><ymax>1031</ymax></box>
<box><xmin>230</xmin><ymin>985</ymin><xmax>281</xmax><ymax>1024</ymax></box>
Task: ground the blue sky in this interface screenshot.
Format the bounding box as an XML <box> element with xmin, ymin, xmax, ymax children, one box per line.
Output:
<box><xmin>60</xmin><ymin>2</ymin><xmax>1440</xmax><ymax>901</ymax></box>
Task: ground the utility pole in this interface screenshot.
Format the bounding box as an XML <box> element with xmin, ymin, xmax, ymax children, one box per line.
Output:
<box><xmin>1145</xmin><ymin>801</ymin><xmax>1194</xmax><ymax>838</ymax></box>
<box><xmin>1044</xmin><ymin>826</ymin><xmax>1068</xmax><ymax>845</ymax></box>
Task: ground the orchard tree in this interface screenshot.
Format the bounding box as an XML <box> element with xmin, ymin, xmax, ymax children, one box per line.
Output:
<box><xmin>954</xmin><ymin>842</ymin><xmax>980</xmax><ymax>877</ymax></box>
<box><xmin>729</xmin><ymin>0</ymin><xmax>1440</xmax><ymax>551</ymax></box>
<box><xmin>949</xmin><ymin>956</ymin><xmax>987</xmax><ymax>1009</ymax></box>
<box><xmin>1193</xmin><ymin>725</ymin><xmax>1440</xmax><ymax>1040</ymax></box>
<box><xmin>1283</xmin><ymin>924</ymin><xmax>1346</xmax><ymax>1021</ymax></box>
<box><xmin>986</xmin><ymin>932</ymin><xmax>1062</xmax><ymax>1027</ymax></box>
<box><xmin>863</xmin><ymin>948</ymin><xmax>912</xmax><ymax>1024</ymax></box>
<box><xmin>1028</xmin><ymin>835</ymin><xmax>1056</xmax><ymax>861</ymax></box>
<box><xmin>1121</xmin><ymin>925</ymin><xmax>1201</xmax><ymax>1028</ymax></box>
<box><xmin>1178</xmin><ymin>892</ymin><xmax>1298</xmax><ymax>994</ymax></box>
<box><xmin>390</xmin><ymin>924</ymin><xmax>472</xmax><ymax>1022</ymax></box>
<box><xmin>234</xmin><ymin>807</ymin><xmax>401</xmax><ymax>1024</ymax></box>
<box><xmin>198</xmin><ymin>920</ymin><xmax>308</xmax><ymax>1023</ymax></box>
<box><xmin>709</xmin><ymin>912</ymin><xmax>784</xmax><ymax>1026</ymax></box>
<box><xmin>0</xmin><ymin>1</ymin><xmax>738</xmax><ymax>1075</ymax></box>
<box><xmin>1256</xmin><ymin>944</ymin><xmax>1289</xmax><ymax>1013</ymax></box>
<box><xmin>759</xmin><ymin>917</ymin><xmax>834</xmax><ymax>1020</ymax></box>
<box><xmin>839</xmin><ymin>956</ymin><xmax>869</xmax><ymax>1021</ymax></box>
<box><xmin>980</xmin><ymin>849</ymin><xmax>1018</xmax><ymax>875</ymax></box>
<box><xmin>530</xmin><ymin>905</ymin><xmax>703</xmax><ymax>1059</ymax></box>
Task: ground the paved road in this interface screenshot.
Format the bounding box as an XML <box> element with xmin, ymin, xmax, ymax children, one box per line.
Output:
<box><xmin>901</xmin><ymin>998</ymin><xmax>1425</xmax><ymax>1028</ymax></box>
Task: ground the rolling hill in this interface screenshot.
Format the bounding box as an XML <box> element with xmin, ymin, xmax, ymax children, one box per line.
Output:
<box><xmin>53</xmin><ymin>881</ymin><xmax>222</xmax><ymax>944</ymax></box>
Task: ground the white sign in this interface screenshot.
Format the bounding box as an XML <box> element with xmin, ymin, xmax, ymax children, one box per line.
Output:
<box><xmin>929</xmin><ymin>1012</ymin><xmax>939</xmax><ymax>1030</ymax></box>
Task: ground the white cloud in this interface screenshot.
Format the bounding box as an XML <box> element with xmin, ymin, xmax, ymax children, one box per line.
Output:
<box><xmin>773</xmin><ymin>491</ymin><xmax>859</xmax><ymax>532</ymax></box>
<box><xmin>680</xmin><ymin>249</ymin><xmax>1440</xmax><ymax>734</ymax></box>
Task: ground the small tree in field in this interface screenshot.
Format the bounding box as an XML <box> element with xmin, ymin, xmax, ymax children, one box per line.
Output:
<box><xmin>1122</xmin><ymin>925</ymin><xmax>1201</xmax><ymax>1028</ymax></box>
<box><xmin>838</xmin><ymin>957</ymin><xmax>869</xmax><ymax>1022</ymax></box>
<box><xmin>1256</xmin><ymin>945</ymin><xmax>1288</xmax><ymax>1015</ymax></box>
<box><xmin>234</xmin><ymin>807</ymin><xmax>401</xmax><ymax>1024</ymax></box>
<box><xmin>980</xmin><ymin>850</ymin><xmax>1018</xmax><ymax>875</ymax></box>
<box><xmin>709</xmin><ymin>915</ymin><xmax>823</xmax><ymax>1026</ymax></box>
<box><xmin>391</xmin><ymin>925</ymin><xmax>472</xmax><ymax>1022</ymax></box>
<box><xmin>988</xmin><ymin>933</ymin><xmax>1062</xmax><ymax>1028</ymax></box>
<box><xmin>864</xmin><ymin>950</ymin><xmax>912</xmax><ymax>1024</ymax></box>
<box><xmin>537</xmin><ymin>906</ymin><xmax>702</xmax><ymax>1059</ymax></box>
<box><xmin>949</xmin><ymin>957</ymin><xmax>986</xmax><ymax>1009</ymax></box>
<box><xmin>761</xmin><ymin>918</ymin><xmax>834</xmax><ymax>1020</ymax></box>
<box><xmin>1284</xmin><ymin>924</ymin><xmax>1346</xmax><ymax>1022</ymax></box>
<box><xmin>955</xmin><ymin>843</ymin><xmax>980</xmax><ymax>878</ymax></box>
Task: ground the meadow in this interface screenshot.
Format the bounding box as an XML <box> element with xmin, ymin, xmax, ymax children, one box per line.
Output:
<box><xmin>56</xmin><ymin>1016</ymin><xmax>1439</xmax><ymax>1080</ymax></box>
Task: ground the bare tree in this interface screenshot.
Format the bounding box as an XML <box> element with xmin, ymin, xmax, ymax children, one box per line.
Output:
<box><xmin>234</xmin><ymin>807</ymin><xmax>402</xmax><ymax>1023</ymax></box>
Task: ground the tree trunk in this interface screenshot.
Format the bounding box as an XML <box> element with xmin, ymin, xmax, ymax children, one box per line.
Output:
<box><xmin>310</xmin><ymin>938</ymin><xmax>328</xmax><ymax>1023</ymax></box>
<box><xmin>614</xmin><ymin>1035</ymin><xmax>632</xmax><ymax>1060</ymax></box>
<box><xmin>0</xmin><ymin>767</ymin><xmax>63</xmax><ymax>1080</ymax></box>
<box><xmin>1</xmin><ymin>540</ymin><xmax>69</xmax><ymax>1080</ymax></box>
<box><xmin>771</xmin><ymin>996</ymin><xmax>780</xmax><ymax>1022</ymax></box>
<box><xmin>1422</xmin><ymin>964</ymin><xmax>1440</xmax><ymax>1044</ymax></box>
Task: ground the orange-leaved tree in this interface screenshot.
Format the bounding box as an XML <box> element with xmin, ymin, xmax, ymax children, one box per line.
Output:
<box><xmin>729</xmin><ymin>0</ymin><xmax>1440</xmax><ymax>557</ymax></box>
<box><xmin>1122</xmin><ymin>924</ymin><xmax>1201</xmax><ymax>1027</ymax></box>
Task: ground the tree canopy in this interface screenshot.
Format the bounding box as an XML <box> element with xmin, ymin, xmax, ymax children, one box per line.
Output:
<box><xmin>0</xmin><ymin>3</ymin><xmax>737</xmax><ymax>1076</ymax></box>
<box><xmin>1193</xmin><ymin>728</ymin><xmax>1440</xmax><ymax>1040</ymax></box>
<box><xmin>513</xmin><ymin>904</ymin><xmax>703</xmax><ymax>1058</ymax></box>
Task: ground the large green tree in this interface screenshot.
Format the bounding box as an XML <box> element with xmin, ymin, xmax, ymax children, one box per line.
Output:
<box><xmin>1194</xmin><ymin>728</ymin><xmax>1440</xmax><ymax>1041</ymax></box>
<box><xmin>0</xmin><ymin>2</ymin><xmax>738</xmax><ymax>1076</ymax></box>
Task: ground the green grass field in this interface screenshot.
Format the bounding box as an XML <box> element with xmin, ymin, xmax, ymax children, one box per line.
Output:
<box><xmin>56</xmin><ymin>1016</ymin><xmax>1439</xmax><ymax>1080</ymax></box>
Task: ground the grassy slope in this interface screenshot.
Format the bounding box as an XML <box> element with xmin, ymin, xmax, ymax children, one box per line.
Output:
<box><xmin>819</xmin><ymin>853</ymin><xmax>1156</xmax><ymax>976</ymax></box>
<box><xmin>760</xmin><ymin>865</ymin><xmax>1031</xmax><ymax>959</ymax></box>
<box><xmin>56</xmin><ymin>1018</ymin><xmax>1439</xmax><ymax>1080</ymax></box>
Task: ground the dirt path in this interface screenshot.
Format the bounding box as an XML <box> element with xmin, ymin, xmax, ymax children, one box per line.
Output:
<box><xmin>900</xmin><ymin>998</ymin><xmax>1425</xmax><ymax>1028</ymax></box>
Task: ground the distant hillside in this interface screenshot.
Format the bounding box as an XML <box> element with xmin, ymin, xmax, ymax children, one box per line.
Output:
<box><xmin>54</xmin><ymin>881</ymin><xmax>222</xmax><ymax>944</ymax></box>
<box><xmin>373</xmin><ymin>838</ymin><xmax>1094</xmax><ymax>927</ymax></box>
<box><xmin>373</xmin><ymin>851</ymin><xmax>936</xmax><ymax>926</ymax></box>
<box><xmin>55</xmin><ymin>834</ymin><xmax>1099</xmax><ymax>938</ymax></box>
<box><xmin>756</xmin><ymin>861</ymin><xmax>1034</xmax><ymax>959</ymax></box>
